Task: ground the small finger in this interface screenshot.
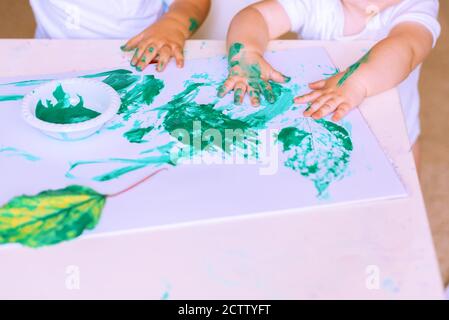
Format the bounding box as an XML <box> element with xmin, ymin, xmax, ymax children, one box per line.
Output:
<box><xmin>304</xmin><ymin>95</ymin><xmax>332</xmax><ymax>117</ymax></box>
<box><xmin>270</xmin><ymin>69</ymin><xmax>291</xmax><ymax>83</ymax></box>
<box><xmin>248</xmin><ymin>86</ymin><xmax>261</xmax><ymax>107</ymax></box>
<box><xmin>173</xmin><ymin>45</ymin><xmax>185</xmax><ymax>68</ymax></box>
<box><xmin>121</xmin><ymin>34</ymin><xmax>143</xmax><ymax>52</ymax></box>
<box><xmin>309</xmin><ymin>80</ymin><xmax>326</xmax><ymax>90</ymax></box>
<box><xmin>294</xmin><ymin>90</ymin><xmax>322</xmax><ymax>105</ymax></box>
<box><xmin>156</xmin><ymin>45</ymin><xmax>172</xmax><ymax>72</ymax></box>
<box><xmin>217</xmin><ymin>78</ymin><xmax>237</xmax><ymax>97</ymax></box>
<box><xmin>233</xmin><ymin>82</ymin><xmax>247</xmax><ymax>105</ymax></box>
<box><xmin>332</xmin><ymin>103</ymin><xmax>352</xmax><ymax>121</ymax></box>
<box><xmin>259</xmin><ymin>81</ymin><xmax>276</xmax><ymax>104</ymax></box>
<box><xmin>311</xmin><ymin>98</ymin><xmax>341</xmax><ymax>120</ymax></box>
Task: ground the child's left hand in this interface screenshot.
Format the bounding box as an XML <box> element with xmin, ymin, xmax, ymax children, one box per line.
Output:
<box><xmin>295</xmin><ymin>72</ymin><xmax>368</xmax><ymax>122</ymax></box>
<box><xmin>121</xmin><ymin>19</ymin><xmax>187</xmax><ymax>72</ymax></box>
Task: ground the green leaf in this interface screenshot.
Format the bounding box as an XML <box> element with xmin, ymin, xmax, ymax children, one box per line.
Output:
<box><xmin>0</xmin><ymin>185</ymin><xmax>106</xmax><ymax>248</ymax></box>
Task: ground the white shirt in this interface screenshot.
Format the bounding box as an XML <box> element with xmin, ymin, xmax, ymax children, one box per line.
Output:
<box><xmin>30</xmin><ymin>0</ymin><xmax>173</xmax><ymax>39</ymax></box>
<box><xmin>278</xmin><ymin>0</ymin><xmax>441</xmax><ymax>144</ymax></box>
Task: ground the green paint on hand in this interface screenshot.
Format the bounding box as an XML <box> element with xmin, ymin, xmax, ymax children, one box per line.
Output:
<box><xmin>0</xmin><ymin>185</ymin><xmax>106</xmax><ymax>248</ymax></box>
<box><xmin>35</xmin><ymin>84</ymin><xmax>101</xmax><ymax>124</ymax></box>
<box><xmin>189</xmin><ymin>18</ymin><xmax>200</xmax><ymax>33</ymax></box>
<box><xmin>228</xmin><ymin>43</ymin><xmax>244</xmax><ymax>65</ymax></box>
<box><xmin>149</xmin><ymin>47</ymin><xmax>154</xmax><ymax>53</ymax></box>
<box><xmin>337</xmin><ymin>50</ymin><xmax>370</xmax><ymax>87</ymax></box>
<box><xmin>278</xmin><ymin>119</ymin><xmax>353</xmax><ymax>196</ymax></box>
<box><xmin>0</xmin><ymin>95</ymin><xmax>24</xmax><ymax>102</ymax></box>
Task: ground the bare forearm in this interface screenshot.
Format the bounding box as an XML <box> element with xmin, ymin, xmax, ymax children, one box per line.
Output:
<box><xmin>163</xmin><ymin>0</ymin><xmax>211</xmax><ymax>38</ymax></box>
<box><xmin>343</xmin><ymin>24</ymin><xmax>433</xmax><ymax>97</ymax></box>
<box><xmin>226</xmin><ymin>7</ymin><xmax>271</xmax><ymax>55</ymax></box>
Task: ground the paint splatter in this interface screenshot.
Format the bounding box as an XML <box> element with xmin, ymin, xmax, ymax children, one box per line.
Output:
<box><xmin>0</xmin><ymin>147</ymin><xmax>40</xmax><ymax>161</ymax></box>
<box><xmin>35</xmin><ymin>84</ymin><xmax>101</xmax><ymax>124</ymax></box>
<box><xmin>278</xmin><ymin>118</ymin><xmax>353</xmax><ymax>196</ymax></box>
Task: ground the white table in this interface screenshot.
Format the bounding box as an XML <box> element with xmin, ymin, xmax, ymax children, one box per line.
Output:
<box><xmin>0</xmin><ymin>40</ymin><xmax>443</xmax><ymax>299</ymax></box>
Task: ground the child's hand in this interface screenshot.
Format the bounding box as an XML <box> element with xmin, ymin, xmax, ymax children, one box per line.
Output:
<box><xmin>121</xmin><ymin>19</ymin><xmax>186</xmax><ymax>72</ymax></box>
<box><xmin>295</xmin><ymin>72</ymin><xmax>368</xmax><ymax>122</ymax></box>
<box><xmin>218</xmin><ymin>44</ymin><xmax>290</xmax><ymax>106</ymax></box>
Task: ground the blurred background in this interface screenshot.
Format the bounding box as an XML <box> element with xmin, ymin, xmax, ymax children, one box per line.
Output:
<box><xmin>0</xmin><ymin>0</ymin><xmax>448</xmax><ymax>286</ymax></box>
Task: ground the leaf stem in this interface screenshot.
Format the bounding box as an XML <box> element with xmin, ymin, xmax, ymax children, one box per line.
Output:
<box><xmin>107</xmin><ymin>168</ymin><xmax>167</xmax><ymax>198</ymax></box>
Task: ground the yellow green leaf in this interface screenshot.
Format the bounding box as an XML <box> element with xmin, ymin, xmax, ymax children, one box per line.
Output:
<box><xmin>0</xmin><ymin>185</ymin><xmax>106</xmax><ymax>248</ymax></box>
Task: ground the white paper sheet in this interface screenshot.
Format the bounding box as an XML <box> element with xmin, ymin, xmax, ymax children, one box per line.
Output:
<box><xmin>0</xmin><ymin>47</ymin><xmax>406</xmax><ymax>236</ymax></box>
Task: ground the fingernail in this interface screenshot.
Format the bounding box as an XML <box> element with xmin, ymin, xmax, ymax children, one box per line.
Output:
<box><xmin>136</xmin><ymin>65</ymin><xmax>142</xmax><ymax>72</ymax></box>
<box><xmin>120</xmin><ymin>45</ymin><xmax>127</xmax><ymax>51</ymax></box>
<box><xmin>283</xmin><ymin>75</ymin><xmax>291</xmax><ymax>83</ymax></box>
<box><xmin>217</xmin><ymin>86</ymin><xmax>225</xmax><ymax>97</ymax></box>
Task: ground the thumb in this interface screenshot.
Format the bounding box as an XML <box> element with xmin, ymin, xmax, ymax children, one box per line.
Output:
<box><xmin>269</xmin><ymin>68</ymin><xmax>291</xmax><ymax>84</ymax></box>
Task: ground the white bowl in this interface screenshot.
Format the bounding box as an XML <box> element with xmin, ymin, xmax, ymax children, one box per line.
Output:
<box><xmin>21</xmin><ymin>78</ymin><xmax>121</xmax><ymax>141</ymax></box>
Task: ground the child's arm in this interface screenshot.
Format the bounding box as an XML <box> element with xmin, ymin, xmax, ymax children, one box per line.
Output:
<box><xmin>296</xmin><ymin>22</ymin><xmax>434</xmax><ymax>121</ymax></box>
<box><xmin>122</xmin><ymin>0</ymin><xmax>211</xmax><ymax>72</ymax></box>
<box><xmin>219</xmin><ymin>0</ymin><xmax>292</xmax><ymax>106</ymax></box>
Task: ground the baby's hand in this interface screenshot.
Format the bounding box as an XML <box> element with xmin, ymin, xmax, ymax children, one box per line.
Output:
<box><xmin>218</xmin><ymin>43</ymin><xmax>290</xmax><ymax>106</ymax></box>
<box><xmin>121</xmin><ymin>19</ymin><xmax>186</xmax><ymax>72</ymax></box>
<box><xmin>295</xmin><ymin>72</ymin><xmax>368</xmax><ymax>122</ymax></box>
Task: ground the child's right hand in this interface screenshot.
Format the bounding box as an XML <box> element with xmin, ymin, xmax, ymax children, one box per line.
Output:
<box><xmin>218</xmin><ymin>44</ymin><xmax>290</xmax><ymax>106</ymax></box>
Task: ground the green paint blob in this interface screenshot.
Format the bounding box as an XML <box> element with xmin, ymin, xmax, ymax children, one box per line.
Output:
<box><xmin>189</xmin><ymin>18</ymin><xmax>200</xmax><ymax>33</ymax></box>
<box><xmin>337</xmin><ymin>50</ymin><xmax>370</xmax><ymax>87</ymax></box>
<box><xmin>156</xmin><ymin>82</ymin><xmax>256</xmax><ymax>157</ymax></box>
<box><xmin>35</xmin><ymin>85</ymin><xmax>101</xmax><ymax>124</ymax></box>
<box><xmin>123</xmin><ymin>125</ymin><xmax>154</xmax><ymax>144</ymax></box>
<box><xmin>0</xmin><ymin>95</ymin><xmax>24</xmax><ymax>102</ymax></box>
<box><xmin>278</xmin><ymin>119</ymin><xmax>353</xmax><ymax>196</ymax></box>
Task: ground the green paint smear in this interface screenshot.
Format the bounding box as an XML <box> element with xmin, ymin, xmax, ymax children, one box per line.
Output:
<box><xmin>123</xmin><ymin>125</ymin><xmax>154</xmax><ymax>144</ymax></box>
<box><xmin>0</xmin><ymin>79</ymin><xmax>52</xmax><ymax>87</ymax></box>
<box><xmin>189</xmin><ymin>18</ymin><xmax>200</xmax><ymax>33</ymax></box>
<box><xmin>35</xmin><ymin>84</ymin><xmax>101</xmax><ymax>124</ymax></box>
<box><xmin>67</xmin><ymin>142</ymin><xmax>176</xmax><ymax>181</ymax></box>
<box><xmin>278</xmin><ymin>119</ymin><xmax>353</xmax><ymax>196</ymax></box>
<box><xmin>81</xmin><ymin>69</ymin><xmax>132</xmax><ymax>79</ymax></box>
<box><xmin>156</xmin><ymin>82</ymin><xmax>257</xmax><ymax>157</ymax></box>
<box><xmin>0</xmin><ymin>147</ymin><xmax>40</xmax><ymax>161</ymax></box>
<box><xmin>109</xmin><ymin>75</ymin><xmax>165</xmax><ymax>121</ymax></box>
<box><xmin>0</xmin><ymin>95</ymin><xmax>24</xmax><ymax>102</ymax></box>
<box><xmin>337</xmin><ymin>50</ymin><xmax>370</xmax><ymax>87</ymax></box>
